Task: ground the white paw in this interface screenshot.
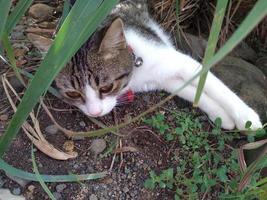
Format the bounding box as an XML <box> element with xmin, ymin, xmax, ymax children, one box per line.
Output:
<box><xmin>235</xmin><ymin>107</ymin><xmax>262</xmax><ymax>130</ymax></box>
<box><xmin>221</xmin><ymin>119</ymin><xmax>235</xmax><ymax>130</ymax></box>
<box><xmin>209</xmin><ymin>112</ymin><xmax>235</xmax><ymax>130</ymax></box>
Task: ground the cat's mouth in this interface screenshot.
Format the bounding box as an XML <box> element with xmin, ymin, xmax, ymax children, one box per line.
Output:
<box><xmin>116</xmin><ymin>90</ymin><xmax>135</xmax><ymax>105</ymax></box>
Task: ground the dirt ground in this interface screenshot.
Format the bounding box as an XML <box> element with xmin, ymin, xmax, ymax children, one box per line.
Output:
<box><xmin>0</xmin><ymin>86</ymin><xmax>209</xmax><ymax>200</ymax></box>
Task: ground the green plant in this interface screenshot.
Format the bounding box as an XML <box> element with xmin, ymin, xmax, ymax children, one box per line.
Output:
<box><xmin>144</xmin><ymin>110</ymin><xmax>244</xmax><ymax>198</ymax></box>
<box><xmin>144</xmin><ymin>168</ymin><xmax>174</xmax><ymax>190</ymax></box>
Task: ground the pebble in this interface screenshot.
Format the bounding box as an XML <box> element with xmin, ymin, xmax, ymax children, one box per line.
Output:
<box><xmin>79</xmin><ymin>121</ymin><xmax>86</xmax><ymax>127</ymax></box>
<box><xmin>45</xmin><ymin>124</ymin><xmax>58</xmax><ymax>134</ymax></box>
<box><xmin>28</xmin><ymin>185</ymin><xmax>35</xmax><ymax>192</ymax></box>
<box><xmin>56</xmin><ymin>184</ymin><xmax>67</xmax><ymax>193</ymax></box>
<box><xmin>63</xmin><ymin>141</ymin><xmax>74</xmax><ymax>152</ymax></box>
<box><xmin>12</xmin><ymin>187</ymin><xmax>21</xmax><ymax>195</ymax></box>
<box><xmin>122</xmin><ymin>186</ymin><xmax>129</xmax><ymax>193</ymax></box>
<box><xmin>28</xmin><ymin>3</ymin><xmax>54</xmax><ymax>20</ymax></box>
<box><xmin>89</xmin><ymin>194</ymin><xmax>98</xmax><ymax>200</ymax></box>
<box><xmin>90</xmin><ymin>139</ymin><xmax>106</xmax><ymax>155</ymax></box>
<box><xmin>11</xmin><ymin>31</ymin><xmax>25</xmax><ymax>40</ymax></box>
<box><xmin>53</xmin><ymin>192</ymin><xmax>62</xmax><ymax>200</ymax></box>
<box><xmin>73</xmin><ymin>164</ymin><xmax>79</xmax><ymax>169</ymax></box>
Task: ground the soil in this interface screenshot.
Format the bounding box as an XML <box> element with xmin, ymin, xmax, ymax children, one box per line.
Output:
<box><xmin>0</xmin><ymin>86</ymin><xmax>203</xmax><ymax>200</ymax></box>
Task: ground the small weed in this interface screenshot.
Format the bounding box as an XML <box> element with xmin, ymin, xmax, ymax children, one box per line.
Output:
<box><xmin>143</xmin><ymin>110</ymin><xmax>247</xmax><ymax>199</ymax></box>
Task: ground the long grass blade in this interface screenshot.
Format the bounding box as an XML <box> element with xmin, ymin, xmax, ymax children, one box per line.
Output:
<box><xmin>31</xmin><ymin>146</ymin><xmax>56</xmax><ymax>200</ymax></box>
<box><xmin>5</xmin><ymin>0</ymin><xmax>33</xmax><ymax>35</ymax></box>
<box><xmin>0</xmin><ymin>0</ymin><xmax>118</xmax><ymax>157</ymax></box>
<box><xmin>0</xmin><ymin>0</ymin><xmax>12</xmax><ymax>40</ymax></box>
<box><xmin>193</xmin><ymin>0</ymin><xmax>228</xmax><ymax>105</ymax></box>
<box><xmin>58</xmin><ymin>0</ymin><xmax>71</xmax><ymax>28</ymax></box>
<box><xmin>0</xmin><ymin>159</ymin><xmax>107</xmax><ymax>182</ymax></box>
<box><xmin>2</xmin><ymin>32</ymin><xmax>25</xmax><ymax>85</ymax></box>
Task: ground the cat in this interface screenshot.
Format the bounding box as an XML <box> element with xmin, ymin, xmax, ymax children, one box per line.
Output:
<box><xmin>55</xmin><ymin>0</ymin><xmax>262</xmax><ymax>130</ymax></box>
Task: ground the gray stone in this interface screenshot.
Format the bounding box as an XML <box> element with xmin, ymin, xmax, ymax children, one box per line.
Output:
<box><xmin>212</xmin><ymin>56</ymin><xmax>267</xmax><ymax>122</ymax></box>
<box><xmin>28</xmin><ymin>3</ymin><xmax>54</xmax><ymax>20</ymax></box>
<box><xmin>178</xmin><ymin>33</ymin><xmax>207</xmax><ymax>61</ymax></box>
<box><xmin>56</xmin><ymin>184</ymin><xmax>67</xmax><ymax>193</ymax></box>
<box><xmin>53</xmin><ymin>192</ymin><xmax>62</xmax><ymax>200</ymax></box>
<box><xmin>122</xmin><ymin>186</ymin><xmax>129</xmax><ymax>193</ymax></box>
<box><xmin>73</xmin><ymin>164</ymin><xmax>79</xmax><ymax>169</ymax></box>
<box><xmin>11</xmin><ymin>25</ymin><xmax>26</xmax><ymax>40</ymax></box>
<box><xmin>12</xmin><ymin>187</ymin><xmax>21</xmax><ymax>195</ymax></box>
<box><xmin>11</xmin><ymin>32</ymin><xmax>25</xmax><ymax>40</ymax></box>
<box><xmin>90</xmin><ymin>139</ymin><xmax>106</xmax><ymax>155</ymax></box>
<box><xmin>45</xmin><ymin>124</ymin><xmax>58</xmax><ymax>134</ymax></box>
<box><xmin>230</xmin><ymin>42</ymin><xmax>258</xmax><ymax>63</ymax></box>
<box><xmin>178</xmin><ymin>33</ymin><xmax>257</xmax><ymax>63</ymax></box>
<box><xmin>256</xmin><ymin>56</ymin><xmax>267</xmax><ymax>76</ymax></box>
<box><xmin>79</xmin><ymin>121</ymin><xmax>86</xmax><ymax>127</ymax></box>
<box><xmin>89</xmin><ymin>194</ymin><xmax>98</xmax><ymax>200</ymax></box>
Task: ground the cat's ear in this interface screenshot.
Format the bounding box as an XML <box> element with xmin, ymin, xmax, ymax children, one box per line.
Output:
<box><xmin>99</xmin><ymin>18</ymin><xmax>126</xmax><ymax>52</ymax></box>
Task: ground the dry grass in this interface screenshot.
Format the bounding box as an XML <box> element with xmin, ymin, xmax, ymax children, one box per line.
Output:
<box><xmin>152</xmin><ymin>0</ymin><xmax>266</xmax><ymax>47</ymax></box>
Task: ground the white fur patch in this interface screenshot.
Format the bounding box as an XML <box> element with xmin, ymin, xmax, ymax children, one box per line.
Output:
<box><xmin>77</xmin><ymin>85</ymin><xmax>117</xmax><ymax>117</ymax></box>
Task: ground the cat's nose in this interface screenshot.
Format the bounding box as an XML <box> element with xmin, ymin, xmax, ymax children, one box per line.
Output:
<box><xmin>88</xmin><ymin>107</ymin><xmax>103</xmax><ymax>117</ymax></box>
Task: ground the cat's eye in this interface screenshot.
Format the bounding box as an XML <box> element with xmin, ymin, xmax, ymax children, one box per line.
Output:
<box><xmin>100</xmin><ymin>83</ymin><xmax>114</xmax><ymax>94</ymax></box>
<box><xmin>65</xmin><ymin>91</ymin><xmax>82</xmax><ymax>99</ymax></box>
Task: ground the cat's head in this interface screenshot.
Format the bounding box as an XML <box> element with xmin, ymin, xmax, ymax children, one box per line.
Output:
<box><xmin>55</xmin><ymin>18</ymin><xmax>134</xmax><ymax>117</ymax></box>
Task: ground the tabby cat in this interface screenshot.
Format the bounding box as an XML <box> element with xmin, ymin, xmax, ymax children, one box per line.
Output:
<box><xmin>55</xmin><ymin>0</ymin><xmax>262</xmax><ymax>130</ymax></box>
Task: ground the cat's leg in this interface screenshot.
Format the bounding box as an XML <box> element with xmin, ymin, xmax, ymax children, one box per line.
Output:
<box><xmin>164</xmin><ymin>78</ymin><xmax>235</xmax><ymax>130</ymax></box>
<box><xmin>198</xmin><ymin>72</ymin><xmax>262</xmax><ymax>130</ymax></box>
<box><xmin>169</xmin><ymin>52</ymin><xmax>262</xmax><ymax>130</ymax></box>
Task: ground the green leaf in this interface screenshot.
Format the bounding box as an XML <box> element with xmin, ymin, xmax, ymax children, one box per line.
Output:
<box><xmin>214</xmin><ymin>118</ymin><xmax>222</xmax><ymax>128</ymax></box>
<box><xmin>2</xmin><ymin>32</ymin><xmax>25</xmax><ymax>84</ymax></box>
<box><xmin>159</xmin><ymin>181</ymin><xmax>166</xmax><ymax>188</ymax></box>
<box><xmin>194</xmin><ymin>0</ymin><xmax>229</xmax><ymax>105</ymax></box>
<box><xmin>144</xmin><ymin>178</ymin><xmax>155</xmax><ymax>189</ymax></box>
<box><xmin>0</xmin><ymin>0</ymin><xmax>118</xmax><ymax>157</ymax></box>
<box><xmin>245</xmin><ymin>121</ymin><xmax>252</xmax><ymax>129</ymax></box>
<box><xmin>191</xmin><ymin>183</ymin><xmax>198</xmax><ymax>193</ymax></box>
<box><xmin>58</xmin><ymin>0</ymin><xmax>71</xmax><ymax>28</ymax></box>
<box><xmin>217</xmin><ymin>166</ymin><xmax>228</xmax><ymax>182</ymax></box>
<box><xmin>0</xmin><ymin>159</ymin><xmax>107</xmax><ymax>182</ymax></box>
<box><xmin>164</xmin><ymin>168</ymin><xmax>174</xmax><ymax>179</ymax></box>
<box><xmin>31</xmin><ymin>146</ymin><xmax>56</xmax><ymax>200</ymax></box>
<box><xmin>5</xmin><ymin>0</ymin><xmax>33</xmax><ymax>35</ymax></box>
<box><xmin>166</xmin><ymin>133</ymin><xmax>174</xmax><ymax>141</ymax></box>
<box><xmin>0</xmin><ymin>0</ymin><xmax>12</xmax><ymax>40</ymax></box>
<box><xmin>175</xmin><ymin>127</ymin><xmax>184</xmax><ymax>135</ymax></box>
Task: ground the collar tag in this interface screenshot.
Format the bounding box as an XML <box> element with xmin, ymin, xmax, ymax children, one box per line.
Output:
<box><xmin>127</xmin><ymin>45</ymin><xmax>143</xmax><ymax>67</ymax></box>
<box><xmin>134</xmin><ymin>57</ymin><xmax>143</xmax><ymax>67</ymax></box>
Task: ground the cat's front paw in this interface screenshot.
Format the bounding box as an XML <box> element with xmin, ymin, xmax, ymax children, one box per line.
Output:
<box><xmin>235</xmin><ymin>107</ymin><xmax>262</xmax><ymax>130</ymax></box>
